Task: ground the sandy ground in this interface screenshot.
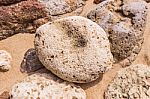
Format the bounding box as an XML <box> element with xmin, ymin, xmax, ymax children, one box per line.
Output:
<box><xmin>0</xmin><ymin>0</ymin><xmax>150</xmax><ymax>99</ymax></box>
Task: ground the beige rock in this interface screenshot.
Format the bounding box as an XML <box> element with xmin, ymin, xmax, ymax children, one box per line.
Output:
<box><xmin>105</xmin><ymin>64</ymin><xmax>150</xmax><ymax>99</ymax></box>
<box><xmin>0</xmin><ymin>50</ymin><xmax>12</xmax><ymax>72</ymax></box>
<box><xmin>10</xmin><ymin>73</ymin><xmax>86</xmax><ymax>99</ymax></box>
<box><xmin>38</xmin><ymin>0</ymin><xmax>85</xmax><ymax>16</ymax></box>
<box><xmin>34</xmin><ymin>16</ymin><xmax>113</xmax><ymax>83</ymax></box>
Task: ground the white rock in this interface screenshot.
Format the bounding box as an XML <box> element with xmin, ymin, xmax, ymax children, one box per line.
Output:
<box><xmin>0</xmin><ymin>50</ymin><xmax>12</xmax><ymax>72</ymax></box>
<box><xmin>34</xmin><ymin>16</ymin><xmax>113</xmax><ymax>83</ymax></box>
<box><xmin>10</xmin><ymin>73</ymin><xmax>86</xmax><ymax>99</ymax></box>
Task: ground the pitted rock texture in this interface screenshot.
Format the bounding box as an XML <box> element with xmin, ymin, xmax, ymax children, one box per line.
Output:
<box><xmin>0</xmin><ymin>0</ymin><xmax>86</xmax><ymax>40</ymax></box>
<box><xmin>105</xmin><ymin>64</ymin><xmax>150</xmax><ymax>99</ymax></box>
<box><xmin>87</xmin><ymin>0</ymin><xmax>148</xmax><ymax>67</ymax></box>
<box><xmin>10</xmin><ymin>73</ymin><xmax>86</xmax><ymax>99</ymax></box>
<box><xmin>0</xmin><ymin>0</ymin><xmax>47</xmax><ymax>40</ymax></box>
<box><xmin>34</xmin><ymin>16</ymin><xmax>113</xmax><ymax>83</ymax></box>
<box><xmin>20</xmin><ymin>48</ymin><xmax>44</xmax><ymax>73</ymax></box>
<box><xmin>38</xmin><ymin>0</ymin><xmax>86</xmax><ymax>16</ymax></box>
<box><xmin>0</xmin><ymin>50</ymin><xmax>12</xmax><ymax>72</ymax></box>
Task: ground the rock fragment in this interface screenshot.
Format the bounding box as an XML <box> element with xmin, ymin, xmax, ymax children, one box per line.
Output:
<box><xmin>20</xmin><ymin>48</ymin><xmax>44</xmax><ymax>73</ymax></box>
<box><xmin>105</xmin><ymin>64</ymin><xmax>150</xmax><ymax>99</ymax></box>
<box><xmin>87</xmin><ymin>0</ymin><xmax>148</xmax><ymax>66</ymax></box>
<box><xmin>38</xmin><ymin>0</ymin><xmax>85</xmax><ymax>16</ymax></box>
<box><xmin>0</xmin><ymin>50</ymin><xmax>12</xmax><ymax>72</ymax></box>
<box><xmin>0</xmin><ymin>0</ymin><xmax>47</xmax><ymax>40</ymax></box>
<box><xmin>10</xmin><ymin>73</ymin><xmax>86</xmax><ymax>99</ymax></box>
<box><xmin>0</xmin><ymin>0</ymin><xmax>86</xmax><ymax>40</ymax></box>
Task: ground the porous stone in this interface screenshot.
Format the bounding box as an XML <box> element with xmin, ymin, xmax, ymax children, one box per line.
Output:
<box><xmin>0</xmin><ymin>50</ymin><xmax>12</xmax><ymax>72</ymax></box>
<box><xmin>20</xmin><ymin>48</ymin><xmax>44</xmax><ymax>73</ymax></box>
<box><xmin>87</xmin><ymin>0</ymin><xmax>148</xmax><ymax>67</ymax></box>
<box><xmin>34</xmin><ymin>16</ymin><xmax>113</xmax><ymax>83</ymax></box>
<box><xmin>0</xmin><ymin>0</ymin><xmax>86</xmax><ymax>41</ymax></box>
<box><xmin>105</xmin><ymin>64</ymin><xmax>150</xmax><ymax>99</ymax></box>
<box><xmin>0</xmin><ymin>0</ymin><xmax>47</xmax><ymax>40</ymax></box>
<box><xmin>38</xmin><ymin>0</ymin><xmax>86</xmax><ymax>16</ymax></box>
<box><xmin>10</xmin><ymin>73</ymin><xmax>86</xmax><ymax>99</ymax></box>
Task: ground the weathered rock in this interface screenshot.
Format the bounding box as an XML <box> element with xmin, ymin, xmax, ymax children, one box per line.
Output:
<box><xmin>38</xmin><ymin>0</ymin><xmax>86</xmax><ymax>16</ymax></box>
<box><xmin>0</xmin><ymin>0</ymin><xmax>22</xmax><ymax>5</ymax></box>
<box><xmin>34</xmin><ymin>16</ymin><xmax>113</xmax><ymax>83</ymax></box>
<box><xmin>20</xmin><ymin>48</ymin><xmax>44</xmax><ymax>73</ymax></box>
<box><xmin>0</xmin><ymin>50</ymin><xmax>12</xmax><ymax>72</ymax></box>
<box><xmin>0</xmin><ymin>0</ymin><xmax>86</xmax><ymax>41</ymax></box>
<box><xmin>10</xmin><ymin>73</ymin><xmax>86</xmax><ymax>99</ymax></box>
<box><xmin>0</xmin><ymin>0</ymin><xmax>47</xmax><ymax>40</ymax></box>
<box><xmin>87</xmin><ymin>0</ymin><xmax>148</xmax><ymax>67</ymax></box>
<box><xmin>105</xmin><ymin>64</ymin><xmax>150</xmax><ymax>99</ymax></box>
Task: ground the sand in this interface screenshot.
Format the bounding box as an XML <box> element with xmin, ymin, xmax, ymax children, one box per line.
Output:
<box><xmin>0</xmin><ymin>0</ymin><xmax>150</xmax><ymax>99</ymax></box>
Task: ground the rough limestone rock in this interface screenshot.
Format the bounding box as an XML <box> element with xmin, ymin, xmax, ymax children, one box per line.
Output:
<box><xmin>38</xmin><ymin>0</ymin><xmax>86</xmax><ymax>16</ymax></box>
<box><xmin>105</xmin><ymin>64</ymin><xmax>150</xmax><ymax>99</ymax></box>
<box><xmin>10</xmin><ymin>73</ymin><xmax>86</xmax><ymax>99</ymax></box>
<box><xmin>0</xmin><ymin>0</ymin><xmax>86</xmax><ymax>41</ymax></box>
<box><xmin>0</xmin><ymin>50</ymin><xmax>12</xmax><ymax>72</ymax></box>
<box><xmin>34</xmin><ymin>16</ymin><xmax>113</xmax><ymax>83</ymax></box>
<box><xmin>87</xmin><ymin>0</ymin><xmax>148</xmax><ymax>67</ymax></box>
<box><xmin>20</xmin><ymin>48</ymin><xmax>44</xmax><ymax>73</ymax></box>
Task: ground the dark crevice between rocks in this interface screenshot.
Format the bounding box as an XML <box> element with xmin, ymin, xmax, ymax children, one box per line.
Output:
<box><xmin>77</xmin><ymin>73</ymin><xmax>103</xmax><ymax>90</ymax></box>
<box><xmin>0</xmin><ymin>0</ymin><xmax>25</xmax><ymax>6</ymax></box>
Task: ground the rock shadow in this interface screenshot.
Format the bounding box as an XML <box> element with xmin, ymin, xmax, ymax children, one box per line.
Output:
<box><xmin>77</xmin><ymin>74</ymin><xmax>103</xmax><ymax>90</ymax></box>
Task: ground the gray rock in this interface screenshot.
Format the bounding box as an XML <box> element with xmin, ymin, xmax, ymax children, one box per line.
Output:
<box><xmin>38</xmin><ymin>0</ymin><xmax>85</xmax><ymax>16</ymax></box>
<box><xmin>87</xmin><ymin>0</ymin><xmax>148</xmax><ymax>67</ymax></box>
<box><xmin>93</xmin><ymin>0</ymin><xmax>105</xmax><ymax>4</ymax></box>
<box><xmin>105</xmin><ymin>64</ymin><xmax>150</xmax><ymax>99</ymax></box>
<box><xmin>20</xmin><ymin>48</ymin><xmax>44</xmax><ymax>73</ymax></box>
